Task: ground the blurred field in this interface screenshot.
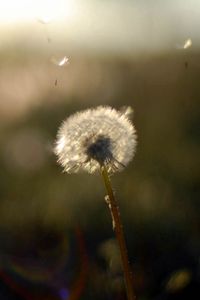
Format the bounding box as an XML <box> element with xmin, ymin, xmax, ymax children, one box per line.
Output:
<box><xmin>0</xmin><ymin>2</ymin><xmax>200</xmax><ymax>299</ymax></box>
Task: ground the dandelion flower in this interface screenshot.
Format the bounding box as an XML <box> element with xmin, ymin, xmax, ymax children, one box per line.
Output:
<box><xmin>55</xmin><ymin>106</ymin><xmax>137</xmax><ymax>174</ymax></box>
<box><xmin>54</xmin><ymin>105</ymin><xmax>137</xmax><ymax>300</ymax></box>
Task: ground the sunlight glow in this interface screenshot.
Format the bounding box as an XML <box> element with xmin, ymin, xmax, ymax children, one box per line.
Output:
<box><xmin>0</xmin><ymin>0</ymin><xmax>76</xmax><ymax>24</ymax></box>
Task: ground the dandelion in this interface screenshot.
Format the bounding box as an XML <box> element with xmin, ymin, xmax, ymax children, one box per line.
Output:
<box><xmin>55</xmin><ymin>106</ymin><xmax>137</xmax><ymax>300</ymax></box>
<box><xmin>55</xmin><ymin>106</ymin><xmax>137</xmax><ymax>174</ymax></box>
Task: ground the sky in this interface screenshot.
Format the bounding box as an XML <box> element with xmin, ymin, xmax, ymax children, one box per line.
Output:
<box><xmin>0</xmin><ymin>0</ymin><xmax>200</xmax><ymax>55</ymax></box>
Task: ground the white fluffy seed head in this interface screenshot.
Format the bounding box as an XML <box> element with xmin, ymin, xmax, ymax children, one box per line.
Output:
<box><xmin>54</xmin><ymin>106</ymin><xmax>137</xmax><ymax>174</ymax></box>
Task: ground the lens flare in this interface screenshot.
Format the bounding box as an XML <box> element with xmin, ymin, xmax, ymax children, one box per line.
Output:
<box><xmin>0</xmin><ymin>228</ymin><xmax>88</xmax><ymax>300</ymax></box>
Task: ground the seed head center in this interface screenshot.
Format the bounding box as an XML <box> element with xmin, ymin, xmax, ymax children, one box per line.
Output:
<box><xmin>85</xmin><ymin>135</ymin><xmax>113</xmax><ymax>164</ymax></box>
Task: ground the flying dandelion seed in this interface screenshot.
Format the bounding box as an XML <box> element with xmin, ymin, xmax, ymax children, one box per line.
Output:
<box><xmin>54</xmin><ymin>106</ymin><xmax>137</xmax><ymax>174</ymax></box>
<box><xmin>51</xmin><ymin>56</ymin><xmax>69</xmax><ymax>67</ymax></box>
<box><xmin>120</xmin><ymin>106</ymin><xmax>134</xmax><ymax>119</ymax></box>
<box><xmin>176</xmin><ymin>38</ymin><xmax>192</xmax><ymax>50</ymax></box>
<box><xmin>37</xmin><ymin>17</ymin><xmax>53</xmax><ymax>24</ymax></box>
<box><xmin>183</xmin><ymin>38</ymin><xmax>192</xmax><ymax>49</ymax></box>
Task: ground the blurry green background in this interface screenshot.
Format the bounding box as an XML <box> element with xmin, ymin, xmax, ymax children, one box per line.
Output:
<box><xmin>0</xmin><ymin>1</ymin><xmax>199</xmax><ymax>299</ymax></box>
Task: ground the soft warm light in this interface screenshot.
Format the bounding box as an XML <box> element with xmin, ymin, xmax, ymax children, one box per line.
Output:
<box><xmin>0</xmin><ymin>0</ymin><xmax>76</xmax><ymax>24</ymax></box>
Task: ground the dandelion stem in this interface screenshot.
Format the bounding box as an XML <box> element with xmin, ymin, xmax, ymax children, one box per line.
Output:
<box><xmin>100</xmin><ymin>165</ymin><xmax>136</xmax><ymax>300</ymax></box>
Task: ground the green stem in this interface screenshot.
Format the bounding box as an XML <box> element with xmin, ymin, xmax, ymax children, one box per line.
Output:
<box><xmin>100</xmin><ymin>165</ymin><xmax>136</xmax><ymax>300</ymax></box>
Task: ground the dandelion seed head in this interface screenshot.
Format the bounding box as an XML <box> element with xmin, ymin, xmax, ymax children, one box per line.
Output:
<box><xmin>54</xmin><ymin>106</ymin><xmax>137</xmax><ymax>174</ymax></box>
